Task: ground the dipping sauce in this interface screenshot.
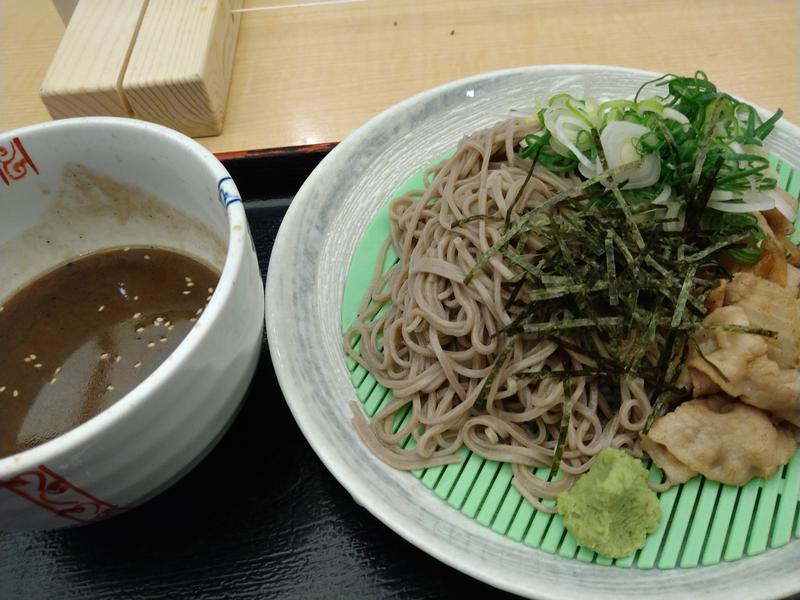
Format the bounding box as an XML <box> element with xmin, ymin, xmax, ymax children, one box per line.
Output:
<box><xmin>0</xmin><ymin>247</ymin><xmax>219</xmax><ymax>459</ymax></box>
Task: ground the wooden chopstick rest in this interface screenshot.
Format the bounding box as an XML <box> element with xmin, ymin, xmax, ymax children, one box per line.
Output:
<box><xmin>39</xmin><ymin>0</ymin><xmax>148</xmax><ymax>120</ymax></box>
<box><xmin>39</xmin><ymin>0</ymin><xmax>243</xmax><ymax>137</ymax></box>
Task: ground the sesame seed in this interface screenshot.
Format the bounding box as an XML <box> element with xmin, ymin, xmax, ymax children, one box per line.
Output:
<box><xmin>155</xmin><ymin>317</ymin><xmax>164</xmax><ymax>323</ymax></box>
<box><xmin>0</xmin><ymin>306</ymin><xmax>4</xmax><ymax>312</ymax></box>
<box><xmin>106</xmin><ymin>385</ymin><xmax>115</xmax><ymax>391</ymax></box>
<box><xmin>164</xmin><ymin>320</ymin><xmax>172</xmax><ymax>327</ymax></box>
<box><xmin>136</xmin><ymin>327</ymin><xmax>145</xmax><ymax>333</ymax></box>
<box><xmin>134</xmin><ymin>296</ymin><xmax>139</xmax><ymax>301</ymax></box>
<box><xmin>189</xmin><ymin>317</ymin><xmax>197</xmax><ymax>322</ymax></box>
<box><xmin>33</xmin><ymin>363</ymin><xmax>42</xmax><ymax>368</ymax></box>
<box><xmin>208</xmin><ymin>288</ymin><xmax>214</xmax><ymax>294</ymax></box>
<box><xmin>50</xmin><ymin>378</ymin><xmax>57</xmax><ymax>385</ymax></box>
<box><xmin>100</xmin><ymin>353</ymin><xmax>110</xmax><ymax>360</ymax></box>
<box><xmin>182</xmin><ymin>290</ymin><xmax>191</xmax><ymax>295</ymax></box>
<box><xmin>144</xmin><ymin>254</ymin><xmax>150</xmax><ymax>260</ymax></box>
<box><xmin>206</xmin><ymin>296</ymin><xmax>212</xmax><ymax>301</ymax></box>
<box><xmin>147</xmin><ymin>342</ymin><xmax>156</xmax><ymax>348</ymax></box>
<box><xmin>23</xmin><ymin>357</ymin><xmax>31</xmax><ymax>363</ymax></box>
<box><xmin>55</xmin><ymin>366</ymin><xmax>62</xmax><ymax>375</ymax></box>
<box><xmin>159</xmin><ymin>336</ymin><xmax>167</xmax><ymax>343</ymax></box>
<box><xmin>134</xmin><ymin>362</ymin><xmax>142</xmax><ymax>368</ymax></box>
<box><xmin>186</xmin><ymin>282</ymin><xmax>195</xmax><ymax>288</ymax></box>
<box><xmin>0</xmin><ymin>386</ymin><xmax>5</xmax><ymax>392</ymax></box>
<box><xmin>98</xmin><ymin>305</ymin><xmax>105</xmax><ymax>312</ymax></box>
<box><xmin>12</xmin><ymin>390</ymin><xmax>18</xmax><ymax>397</ymax></box>
<box><xmin>115</xmin><ymin>356</ymin><xmax>121</xmax><ymax>362</ymax></box>
<box><xmin>196</xmin><ymin>308</ymin><xmax>203</xmax><ymax>315</ymax></box>
<box><xmin>123</xmin><ymin>247</ymin><xmax>130</xmax><ymax>252</ymax></box>
<box><xmin>133</xmin><ymin>312</ymin><xmax>142</xmax><ymax>319</ymax></box>
<box><xmin>167</xmin><ymin>325</ymin><xmax>175</xmax><ymax>331</ymax></box>
<box><xmin>30</xmin><ymin>354</ymin><xmax>37</xmax><ymax>360</ymax></box>
<box><xmin>184</xmin><ymin>276</ymin><xmax>192</xmax><ymax>283</ymax></box>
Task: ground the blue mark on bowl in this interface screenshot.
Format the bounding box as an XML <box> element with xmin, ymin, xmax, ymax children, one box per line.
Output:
<box><xmin>217</xmin><ymin>176</ymin><xmax>241</xmax><ymax>207</ymax></box>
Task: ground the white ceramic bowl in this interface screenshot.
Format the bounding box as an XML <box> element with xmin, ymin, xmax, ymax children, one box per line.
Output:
<box><xmin>265</xmin><ymin>65</ymin><xmax>800</xmax><ymax>600</ymax></box>
<box><xmin>0</xmin><ymin>117</ymin><xmax>264</xmax><ymax>531</ymax></box>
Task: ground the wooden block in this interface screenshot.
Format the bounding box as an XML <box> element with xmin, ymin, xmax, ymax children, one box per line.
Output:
<box><xmin>122</xmin><ymin>0</ymin><xmax>244</xmax><ymax>137</ymax></box>
<box><xmin>39</xmin><ymin>0</ymin><xmax>148</xmax><ymax>119</ymax></box>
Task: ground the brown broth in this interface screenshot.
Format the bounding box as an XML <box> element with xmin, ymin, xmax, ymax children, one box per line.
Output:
<box><xmin>0</xmin><ymin>247</ymin><xmax>220</xmax><ymax>459</ymax></box>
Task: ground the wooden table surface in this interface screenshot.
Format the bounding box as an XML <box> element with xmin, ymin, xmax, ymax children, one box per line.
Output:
<box><xmin>1</xmin><ymin>0</ymin><xmax>798</xmax><ymax>155</ymax></box>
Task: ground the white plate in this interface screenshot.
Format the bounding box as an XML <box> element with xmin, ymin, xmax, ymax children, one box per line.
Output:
<box><xmin>265</xmin><ymin>65</ymin><xmax>800</xmax><ymax>600</ymax></box>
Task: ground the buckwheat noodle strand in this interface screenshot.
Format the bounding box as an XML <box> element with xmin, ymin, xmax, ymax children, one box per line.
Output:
<box><xmin>345</xmin><ymin>117</ymin><xmax>652</xmax><ymax>513</ymax></box>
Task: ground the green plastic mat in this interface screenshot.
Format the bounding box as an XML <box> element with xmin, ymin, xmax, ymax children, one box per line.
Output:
<box><xmin>341</xmin><ymin>154</ymin><xmax>800</xmax><ymax>569</ymax></box>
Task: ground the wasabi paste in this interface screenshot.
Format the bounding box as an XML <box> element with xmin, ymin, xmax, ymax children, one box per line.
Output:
<box><xmin>557</xmin><ymin>448</ymin><xmax>660</xmax><ymax>558</ymax></box>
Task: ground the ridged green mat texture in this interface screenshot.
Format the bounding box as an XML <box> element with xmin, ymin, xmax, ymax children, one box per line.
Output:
<box><xmin>341</xmin><ymin>154</ymin><xmax>800</xmax><ymax>569</ymax></box>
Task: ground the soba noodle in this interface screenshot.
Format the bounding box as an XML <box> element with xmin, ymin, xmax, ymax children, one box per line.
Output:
<box><xmin>344</xmin><ymin>117</ymin><xmax>654</xmax><ymax>513</ymax></box>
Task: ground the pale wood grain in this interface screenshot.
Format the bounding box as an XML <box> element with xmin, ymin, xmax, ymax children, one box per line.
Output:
<box><xmin>123</xmin><ymin>0</ymin><xmax>244</xmax><ymax>137</ymax></box>
<box><xmin>0</xmin><ymin>1</ymin><xmax>63</xmax><ymax>131</ymax></box>
<box><xmin>2</xmin><ymin>0</ymin><xmax>798</xmax><ymax>153</ymax></box>
<box><xmin>209</xmin><ymin>0</ymin><xmax>799</xmax><ymax>153</ymax></box>
<box><xmin>38</xmin><ymin>0</ymin><xmax>148</xmax><ymax>119</ymax></box>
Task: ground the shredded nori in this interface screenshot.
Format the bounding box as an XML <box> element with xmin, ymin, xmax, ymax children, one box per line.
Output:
<box><xmin>459</xmin><ymin>72</ymin><xmax>785</xmax><ymax>470</ymax></box>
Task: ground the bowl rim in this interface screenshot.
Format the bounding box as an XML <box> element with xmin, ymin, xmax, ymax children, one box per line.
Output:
<box><xmin>265</xmin><ymin>64</ymin><xmax>800</xmax><ymax>600</ymax></box>
<box><xmin>0</xmin><ymin>116</ymin><xmax>248</xmax><ymax>479</ymax></box>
